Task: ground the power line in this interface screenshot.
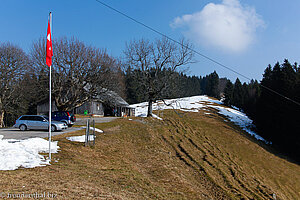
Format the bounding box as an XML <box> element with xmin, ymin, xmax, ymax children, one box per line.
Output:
<box><xmin>94</xmin><ymin>0</ymin><xmax>300</xmax><ymax>107</ymax></box>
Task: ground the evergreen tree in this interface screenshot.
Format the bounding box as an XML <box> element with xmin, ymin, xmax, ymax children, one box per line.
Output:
<box><xmin>232</xmin><ymin>78</ymin><xmax>244</xmax><ymax>109</ymax></box>
<box><xmin>255</xmin><ymin>60</ymin><xmax>300</xmax><ymax>162</ymax></box>
<box><xmin>125</xmin><ymin>68</ymin><xmax>147</xmax><ymax>104</ymax></box>
<box><xmin>223</xmin><ymin>80</ymin><xmax>234</xmax><ymax>106</ymax></box>
<box><xmin>205</xmin><ymin>71</ymin><xmax>220</xmax><ymax>99</ymax></box>
<box><xmin>218</xmin><ymin>78</ymin><xmax>229</xmax><ymax>97</ymax></box>
<box><xmin>243</xmin><ymin>80</ymin><xmax>260</xmax><ymax>118</ymax></box>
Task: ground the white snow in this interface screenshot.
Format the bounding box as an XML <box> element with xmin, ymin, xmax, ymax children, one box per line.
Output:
<box><xmin>131</xmin><ymin>96</ymin><xmax>220</xmax><ymax>117</ymax></box>
<box><xmin>66</xmin><ymin>135</ymin><xmax>95</xmax><ymax>142</ymax></box>
<box><xmin>130</xmin><ymin>95</ymin><xmax>268</xmax><ymax>143</ymax></box>
<box><xmin>152</xmin><ymin>114</ymin><xmax>163</xmax><ymax>120</ymax></box>
<box><xmin>67</xmin><ymin>127</ymin><xmax>102</xmax><ymax>142</ymax></box>
<box><xmin>208</xmin><ymin>105</ymin><xmax>267</xmax><ymax>142</ymax></box>
<box><xmin>80</xmin><ymin>126</ymin><xmax>103</xmax><ymax>133</ymax></box>
<box><xmin>0</xmin><ymin>136</ymin><xmax>59</xmax><ymax>171</ymax></box>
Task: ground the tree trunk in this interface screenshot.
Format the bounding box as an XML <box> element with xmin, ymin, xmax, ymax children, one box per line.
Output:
<box><xmin>147</xmin><ymin>99</ymin><xmax>153</xmax><ymax>117</ymax></box>
<box><xmin>0</xmin><ymin>110</ymin><xmax>4</xmax><ymax>128</ymax></box>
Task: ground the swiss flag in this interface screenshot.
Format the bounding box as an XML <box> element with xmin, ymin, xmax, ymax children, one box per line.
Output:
<box><xmin>46</xmin><ymin>19</ymin><xmax>53</xmax><ymax>67</ymax></box>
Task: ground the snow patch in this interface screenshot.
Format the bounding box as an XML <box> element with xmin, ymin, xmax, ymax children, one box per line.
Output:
<box><xmin>131</xmin><ymin>95</ymin><xmax>220</xmax><ymax>118</ymax></box>
<box><xmin>68</xmin><ymin>126</ymin><xmax>102</xmax><ymax>142</ymax></box>
<box><xmin>81</xmin><ymin>126</ymin><xmax>103</xmax><ymax>133</ymax></box>
<box><xmin>0</xmin><ymin>136</ymin><xmax>59</xmax><ymax>171</ymax></box>
<box><xmin>130</xmin><ymin>95</ymin><xmax>269</xmax><ymax>143</ymax></box>
<box><xmin>152</xmin><ymin>114</ymin><xmax>163</xmax><ymax>120</ymax></box>
<box><xmin>67</xmin><ymin>135</ymin><xmax>95</xmax><ymax>142</ymax></box>
<box><xmin>208</xmin><ymin>105</ymin><xmax>268</xmax><ymax>142</ymax></box>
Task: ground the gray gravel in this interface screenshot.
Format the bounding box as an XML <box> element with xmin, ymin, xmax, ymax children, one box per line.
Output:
<box><xmin>0</xmin><ymin>117</ymin><xmax>117</xmax><ymax>140</ymax></box>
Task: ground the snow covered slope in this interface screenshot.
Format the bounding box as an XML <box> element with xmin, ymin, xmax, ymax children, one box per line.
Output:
<box><xmin>130</xmin><ymin>95</ymin><xmax>268</xmax><ymax>143</ymax></box>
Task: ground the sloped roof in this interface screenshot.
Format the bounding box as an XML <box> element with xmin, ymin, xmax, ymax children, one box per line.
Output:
<box><xmin>94</xmin><ymin>90</ymin><xmax>129</xmax><ymax>107</ymax></box>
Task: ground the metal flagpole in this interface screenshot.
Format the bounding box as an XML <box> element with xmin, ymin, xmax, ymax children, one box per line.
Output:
<box><xmin>49</xmin><ymin>12</ymin><xmax>52</xmax><ymax>160</ymax></box>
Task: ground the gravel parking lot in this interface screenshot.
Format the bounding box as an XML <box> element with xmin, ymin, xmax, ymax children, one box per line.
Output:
<box><xmin>0</xmin><ymin>117</ymin><xmax>117</xmax><ymax>140</ymax></box>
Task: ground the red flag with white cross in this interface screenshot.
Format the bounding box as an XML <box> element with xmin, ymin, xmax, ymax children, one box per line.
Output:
<box><xmin>46</xmin><ymin>18</ymin><xmax>53</xmax><ymax>67</ymax></box>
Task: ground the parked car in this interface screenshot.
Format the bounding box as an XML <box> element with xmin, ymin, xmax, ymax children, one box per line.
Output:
<box><xmin>52</xmin><ymin>111</ymin><xmax>76</xmax><ymax>127</ymax></box>
<box><xmin>13</xmin><ymin>115</ymin><xmax>68</xmax><ymax>131</ymax></box>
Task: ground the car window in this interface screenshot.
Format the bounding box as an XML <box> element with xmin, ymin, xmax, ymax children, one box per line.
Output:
<box><xmin>27</xmin><ymin>116</ymin><xmax>35</xmax><ymax>121</ymax></box>
<box><xmin>35</xmin><ymin>116</ymin><xmax>45</xmax><ymax>121</ymax></box>
<box><xmin>20</xmin><ymin>116</ymin><xmax>29</xmax><ymax>120</ymax></box>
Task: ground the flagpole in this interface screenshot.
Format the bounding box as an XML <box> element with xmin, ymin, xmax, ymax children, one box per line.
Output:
<box><xmin>49</xmin><ymin>12</ymin><xmax>52</xmax><ymax>161</ymax></box>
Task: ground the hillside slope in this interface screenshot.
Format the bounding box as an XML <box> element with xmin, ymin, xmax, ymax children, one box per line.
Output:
<box><xmin>1</xmin><ymin>98</ymin><xmax>299</xmax><ymax>199</ymax></box>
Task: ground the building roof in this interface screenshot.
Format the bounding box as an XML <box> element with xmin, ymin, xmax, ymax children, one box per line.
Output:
<box><xmin>94</xmin><ymin>90</ymin><xmax>129</xmax><ymax>107</ymax></box>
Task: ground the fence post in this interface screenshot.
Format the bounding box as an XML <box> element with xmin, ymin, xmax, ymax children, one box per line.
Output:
<box><xmin>85</xmin><ymin>118</ymin><xmax>90</xmax><ymax>147</ymax></box>
<box><xmin>93</xmin><ymin>119</ymin><xmax>95</xmax><ymax>146</ymax></box>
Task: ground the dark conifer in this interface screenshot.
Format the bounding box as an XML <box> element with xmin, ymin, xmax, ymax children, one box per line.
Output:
<box><xmin>223</xmin><ymin>80</ymin><xmax>234</xmax><ymax>106</ymax></box>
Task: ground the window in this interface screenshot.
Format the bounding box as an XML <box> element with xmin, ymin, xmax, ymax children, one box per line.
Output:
<box><xmin>21</xmin><ymin>116</ymin><xmax>35</xmax><ymax>120</ymax></box>
<box><xmin>34</xmin><ymin>116</ymin><xmax>45</xmax><ymax>121</ymax></box>
<box><xmin>20</xmin><ymin>116</ymin><xmax>30</xmax><ymax>120</ymax></box>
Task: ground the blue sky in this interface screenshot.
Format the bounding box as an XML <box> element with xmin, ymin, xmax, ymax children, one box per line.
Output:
<box><xmin>1</xmin><ymin>0</ymin><xmax>300</xmax><ymax>82</ymax></box>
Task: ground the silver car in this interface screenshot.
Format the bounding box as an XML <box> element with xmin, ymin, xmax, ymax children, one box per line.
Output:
<box><xmin>13</xmin><ymin>115</ymin><xmax>68</xmax><ymax>131</ymax></box>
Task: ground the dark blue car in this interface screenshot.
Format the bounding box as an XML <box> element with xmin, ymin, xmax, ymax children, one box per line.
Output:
<box><xmin>52</xmin><ymin>111</ymin><xmax>76</xmax><ymax>127</ymax></box>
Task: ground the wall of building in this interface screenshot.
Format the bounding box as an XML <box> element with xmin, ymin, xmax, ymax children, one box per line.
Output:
<box><xmin>37</xmin><ymin>101</ymin><xmax>58</xmax><ymax>115</ymax></box>
<box><xmin>91</xmin><ymin>101</ymin><xmax>104</xmax><ymax>115</ymax></box>
<box><xmin>75</xmin><ymin>101</ymin><xmax>104</xmax><ymax>116</ymax></box>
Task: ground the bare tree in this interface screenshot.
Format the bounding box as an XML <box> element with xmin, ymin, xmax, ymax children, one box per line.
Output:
<box><xmin>124</xmin><ymin>37</ymin><xmax>193</xmax><ymax>116</ymax></box>
<box><xmin>0</xmin><ymin>43</ymin><xmax>29</xmax><ymax>127</ymax></box>
<box><xmin>31</xmin><ymin>37</ymin><xmax>123</xmax><ymax>111</ymax></box>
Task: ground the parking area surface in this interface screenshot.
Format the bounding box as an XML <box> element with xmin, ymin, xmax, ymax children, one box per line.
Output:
<box><xmin>0</xmin><ymin>117</ymin><xmax>117</xmax><ymax>140</ymax></box>
<box><xmin>75</xmin><ymin>117</ymin><xmax>117</xmax><ymax>125</ymax></box>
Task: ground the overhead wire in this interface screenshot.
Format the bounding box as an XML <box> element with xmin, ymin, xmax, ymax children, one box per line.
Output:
<box><xmin>94</xmin><ymin>0</ymin><xmax>300</xmax><ymax>107</ymax></box>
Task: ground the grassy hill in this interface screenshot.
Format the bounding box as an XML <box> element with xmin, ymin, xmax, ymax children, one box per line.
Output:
<box><xmin>1</xmin><ymin>106</ymin><xmax>300</xmax><ymax>199</ymax></box>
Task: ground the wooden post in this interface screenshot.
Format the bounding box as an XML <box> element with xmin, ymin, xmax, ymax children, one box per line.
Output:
<box><xmin>0</xmin><ymin>111</ymin><xmax>4</xmax><ymax>128</ymax></box>
<box><xmin>85</xmin><ymin>118</ymin><xmax>90</xmax><ymax>146</ymax></box>
<box><xmin>93</xmin><ymin>119</ymin><xmax>95</xmax><ymax>146</ymax></box>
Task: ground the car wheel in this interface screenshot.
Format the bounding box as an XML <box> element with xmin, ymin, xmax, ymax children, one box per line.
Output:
<box><xmin>19</xmin><ymin>124</ymin><xmax>27</xmax><ymax>131</ymax></box>
<box><xmin>51</xmin><ymin>125</ymin><xmax>56</xmax><ymax>132</ymax></box>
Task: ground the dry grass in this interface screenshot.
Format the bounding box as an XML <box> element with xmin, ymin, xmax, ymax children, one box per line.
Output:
<box><xmin>0</xmin><ymin>109</ymin><xmax>300</xmax><ymax>199</ymax></box>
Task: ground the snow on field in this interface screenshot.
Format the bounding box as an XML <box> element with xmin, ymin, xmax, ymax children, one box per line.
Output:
<box><xmin>0</xmin><ymin>136</ymin><xmax>59</xmax><ymax>171</ymax></box>
<box><xmin>67</xmin><ymin>127</ymin><xmax>103</xmax><ymax>142</ymax></box>
<box><xmin>130</xmin><ymin>95</ymin><xmax>268</xmax><ymax>143</ymax></box>
<box><xmin>131</xmin><ymin>96</ymin><xmax>220</xmax><ymax>117</ymax></box>
<box><xmin>80</xmin><ymin>126</ymin><xmax>103</xmax><ymax>133</ymax></box>
<box><xmin>208</xmin><ymin>105</ymin><xmax>267</xmax><ymax>142</ymax></box>
<box><xmin>66</xmin><ymin>135</ymin><xmax>95</xmax><ymax>142</ymax></box>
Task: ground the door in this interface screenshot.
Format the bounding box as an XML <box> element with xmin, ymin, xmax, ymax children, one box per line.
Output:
<box><xmin>25</xmin><ymin>116</ymin><xmax>36</xmax><ymax>129</ymax></box>
<box><xmin>33</xmin><ymin>116</ymin><xmax>49</xmax><ymax>130</ymax></box>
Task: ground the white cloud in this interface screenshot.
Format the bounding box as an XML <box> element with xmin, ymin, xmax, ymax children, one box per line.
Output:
<box><xmin>171</xmin><ymin>0</ymin><xmax>265</xmax><ymax>52</ymax></box>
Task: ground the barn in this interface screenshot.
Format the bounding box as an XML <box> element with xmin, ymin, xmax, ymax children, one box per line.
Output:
<box><xmin>37</xmin><ymin>90</ymin><xmax>135</xmax><ymax>117</ymax></box>
<box><xmin>75</xmin><ymin>90</ymin><xmax>135</xmax><ymax>117</ymax></box>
